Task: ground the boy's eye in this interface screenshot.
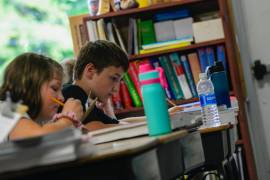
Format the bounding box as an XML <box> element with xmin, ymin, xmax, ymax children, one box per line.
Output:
<box><xmin>110</xmin><ymin>76</ymin><xmax>120</xmax><ymax>82</ymax></box>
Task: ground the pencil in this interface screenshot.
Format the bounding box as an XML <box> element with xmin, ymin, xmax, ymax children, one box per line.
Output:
<box><xmin>166</xmin><ymin>98</ymin><xmax>177</xmax><ymax>107</ymax></box>
<box><xmin>81</xmin><ymin>97</ymin><xmax>98</xmax><ymax>123</ymax></box>
<box><xmin>50</xmin><ymin>97</ymin><xmax>64</xmax><ymax>107</ymax></box>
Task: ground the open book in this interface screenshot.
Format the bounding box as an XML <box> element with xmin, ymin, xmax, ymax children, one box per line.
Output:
<box><xmin>88</xmin><ymin>111</ymin><xmax>202</xmax><ymax>144</ymax></box>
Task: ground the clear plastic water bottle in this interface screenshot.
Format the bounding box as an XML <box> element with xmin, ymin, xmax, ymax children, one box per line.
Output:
<box><xmin>197</xmin><ymin>73</ymin><xmax>221</xmax><ymax>127</ymax></box>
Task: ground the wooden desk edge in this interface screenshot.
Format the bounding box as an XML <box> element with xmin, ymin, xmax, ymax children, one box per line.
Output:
<box><xmin>199</xmin><ymin>124</ymin><xmax>231</xmax><ymax>134</ymax></box>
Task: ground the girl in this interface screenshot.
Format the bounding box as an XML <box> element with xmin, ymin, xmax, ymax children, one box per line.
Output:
<box><xmin>0</xmin><ymin>53</ymin><xmax>83</xmax><ymax>141</ymax></box>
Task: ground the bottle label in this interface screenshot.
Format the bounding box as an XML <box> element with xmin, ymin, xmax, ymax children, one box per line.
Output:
<box><xmin>199</xmin><ymin>93</ymin><xmax>217</xmax><ymax>107</ymax></box>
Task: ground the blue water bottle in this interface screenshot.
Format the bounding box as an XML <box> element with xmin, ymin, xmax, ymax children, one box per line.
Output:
<box><xmin>139</xmin><ymin>64</ymin><xmax>171</xmax><ymax>136</ymax></box>
<box><xmin>208</xmin><ymin>61</ymin><xmax>231</xmax><ymax>108</ymax></box>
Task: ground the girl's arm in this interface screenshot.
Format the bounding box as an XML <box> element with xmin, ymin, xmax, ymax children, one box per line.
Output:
<box><xmin>9</xmin><ymin>117</ymin><xmax>73</xmax><ymax>140</ymax></box>
<box><xmin>9</xmin><ymin>98</ymin><xmax>83</xmax><ymax>140</ymax></box>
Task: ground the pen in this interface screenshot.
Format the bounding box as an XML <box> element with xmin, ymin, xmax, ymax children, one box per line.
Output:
<box><xmin>166</xmin><ymin>98</ymin><xmax>177</xmax><ymax>107</ymax></box>
<box><xmin>81</xmin><ymin>97</ymin><xmax>98</xmax><ymax>123</ymax></box>
<box><xmin>50</xmin><ymin>97</ymin><xmax>64</xmax><ymax>107</ymax></box>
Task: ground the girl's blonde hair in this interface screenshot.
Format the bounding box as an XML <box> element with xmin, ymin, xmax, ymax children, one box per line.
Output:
<box><xmin>0</xmin><ymin>52</ymin><xmax>63</xmax><ymax>120</ymax></box>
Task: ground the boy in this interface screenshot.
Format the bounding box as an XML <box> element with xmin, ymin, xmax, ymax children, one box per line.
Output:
<box><xmin>62</xmin><ymin>40</ymin><xmax>129</xmax><ymax>130</ymax></box>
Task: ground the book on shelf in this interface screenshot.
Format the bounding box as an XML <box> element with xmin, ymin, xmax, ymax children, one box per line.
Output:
<box><xmin>140</xmin><ymin>19</ymin><xmax>156</xmax><ymax>45</ymax></box>
<box><xmin>197</xmin><ymin>48</ymin><xmax>209</xmax><ymax>73</ymax></box>
<box><xmin>68</xmin><ymin>14</ymin><xmax>88</xmax><ymax>57</ymax></box>
<box><xmin>120</xmin><ymin>80</ymin><xmax>133</xmax><ymax>109</ymax></box>
<box><xmin>112</xmin><ymin>91</ymin><xmax>123</xmax><ymax>110</ymax></box>
<box><xmin>187</xmin><ymin>52</ymin><xmax>201</xmax><ymax>85</ymax></box>
<box><xmin>149</xmin><ymin>57</ymin><xmax>174</xmax><ymax>99</ymax></box>
<box><xmin>111</xmin><ymin>20</ymin><xmax>127</xmax><ymax>52</ymax></box>
<box><xmin>192</xmin><ymin>18</ymin><xmax>225</xmax><ymax>43</ymax></box>
<box><xmin>206</xmin><ymin>47</ymin><xmax>215</xmax><ymax>66</ymax></box>
<box><xmin>141</xmin><ymin>37</ymin><xmax>193</xmax><ymax>50</ymax></box>
<box><xmin>123</xmin><ymin>73</ymin><xmax>142</xmax><ymax>107</ymax></box>
<box><xmin>154</xmin><ymin>20</ymin><xmax>176</xmax><ymax>42</ymax></box>
<box><xmin>128</xmin><ymin>62</ymin><xmax>142</xmax><ymax>100</ymax></box>
<box><xmin>173</xmin><ymin>17</ymin><xmax>194</xmax><ymax>41</ymax></box>
<box><xmin>97</xmin><ymin>19</ymin><xmax>108</xmax><ymax>40</ymax></box>
<box><xmin>153</xmin><ymin>8</ymin><xmax>190</xmax><ymax>22</ymax></box>
<box><xmin>128</xmin><ymin>18</ymin><xmax>135</xmax><ymax>55</ymax></box>
<box><xmin>216</xmin><ymin>45</ymin><xmax>227</xmax><ymax>71</ymax></box>
<box><xmin>180</xmin><ymin>55</ymin><xmax>198</xmax><ymax>97</ymax></box>
<box><xmin>169</xmin><ymin>53</ymin><xmax>193</xmax><ymax>99</ymax></box>
<box><xmin>159</xmin><ymin>56</ymin><xmax>184</xmax><ymax>100</ymax></box>
<box><xmin>86</xmin><ymin>20</ymin><xmax>99</xmax><ymax>42</ymax></box>
<box><xmin>139</xmin><ymin>41</ymin><xmax>190</xmax><ymax>54</ymax></box>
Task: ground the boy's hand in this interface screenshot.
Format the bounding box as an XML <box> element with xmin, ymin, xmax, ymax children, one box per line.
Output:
<box><xmin>62</xmin><ymin>98</ymin><xmax>83</xmax><ymax>120</ymax></box>
<box><xmin>96</xmin><ymin>99</ymin><xmax>116</xmax><ymax>119</ymax></box>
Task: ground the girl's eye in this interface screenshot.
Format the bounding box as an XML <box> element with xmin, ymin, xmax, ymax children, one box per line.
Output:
<box><xmin>52</xmin><ymin>86</ymin><xmax>59</xmax><ymax>91</ymax></box>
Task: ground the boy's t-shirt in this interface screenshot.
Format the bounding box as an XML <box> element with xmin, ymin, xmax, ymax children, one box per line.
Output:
<box><xmin>62</xmin><ymin>84</ymin><xmax>119</xmax><ymax>124</ymax></box>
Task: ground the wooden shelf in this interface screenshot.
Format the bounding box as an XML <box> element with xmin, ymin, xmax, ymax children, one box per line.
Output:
<box><xmin>128</xmin><ymin>39</ymin><xmax>226</xmax><ymax>61</ymax></box>
<box><xmin>85</xmin><ymin>0</ymin><xmax>203</xmax><ymax>21</ymax></box>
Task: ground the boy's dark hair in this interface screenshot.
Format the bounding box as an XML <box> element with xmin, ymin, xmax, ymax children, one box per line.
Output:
<box><xmin>0</xmin><ymin>52</ymin><xmax>63</xmax><ymax>120</ymax></box>
<box><xmin>74</xmin><ymin>40</ymin><xmax>129</xmax><ymax>80</ymax></box>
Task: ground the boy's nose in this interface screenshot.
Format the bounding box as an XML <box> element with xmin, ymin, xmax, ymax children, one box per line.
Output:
<box><xmin>112</xmin><ymin>83</ymin><xmax>120</xmax><ymax>93</ymax></box>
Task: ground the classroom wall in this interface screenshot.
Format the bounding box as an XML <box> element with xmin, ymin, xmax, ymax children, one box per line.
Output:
<box><xmin>231</xmin><ymin>0</ymin><xmax>270</xmax><ymax>179</ymax></box>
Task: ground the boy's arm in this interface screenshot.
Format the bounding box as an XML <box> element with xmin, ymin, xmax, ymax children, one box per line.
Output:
<box><xmin>96</xmin><ymin>99</ymin><xmax>116</xmax><ymax>119</ymax></box>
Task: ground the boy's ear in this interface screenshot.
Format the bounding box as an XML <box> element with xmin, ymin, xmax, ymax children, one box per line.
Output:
<box><xmin>84</xmin><ymin>63</ymin><xmax>96</xmax><ymax>79</ymax></box>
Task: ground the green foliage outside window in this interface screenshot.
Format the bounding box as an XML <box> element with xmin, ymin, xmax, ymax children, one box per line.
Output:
<box><xmin>0</xmin><ymin>0</ymin><xmax>89</xmax><ymax>78</ymax></box>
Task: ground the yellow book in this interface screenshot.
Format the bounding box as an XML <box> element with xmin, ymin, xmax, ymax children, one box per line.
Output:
<box><xmin>139</xmin><ymin>42</ymin><xmax>191</xmax><ymax>54</ymax></box>
<box><xmin>97</xmin><ymin>0</ymin><xmax>110</xmax><ymax>15</ymax></box>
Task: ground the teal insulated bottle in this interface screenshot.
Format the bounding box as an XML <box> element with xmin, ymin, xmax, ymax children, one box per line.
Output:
<box><xmin>139</xmin><ymin>64</ymin><xmax>171</xmax><ymax>136</ymax></box>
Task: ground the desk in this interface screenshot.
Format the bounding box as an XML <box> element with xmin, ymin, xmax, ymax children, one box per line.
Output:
<box><xmin>0</xmin><ymin>130</ymin><xmax>188</xmax><ymax>180</ymax></box>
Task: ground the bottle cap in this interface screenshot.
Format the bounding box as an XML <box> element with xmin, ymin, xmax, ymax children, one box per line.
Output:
<box><xmin>199</xmin><ymin>73</ymin><xmax>207</xmax><ymax>79</ymax></box>
<box><xmin>208</xmin><ymin>61</ymin><xmax>225</xmax><ymax>75</ymax></box>
<box><xmin>139</xmin><ymin>63</ymin><xmax>153</xmax><ymax>73</ymax></box>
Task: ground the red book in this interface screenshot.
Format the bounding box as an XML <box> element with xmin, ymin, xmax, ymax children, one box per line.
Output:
<box><xmin>127</xmin><ymin>62</ymin><xmax>142</xmax><ymax>100</ymax></box>
<box><xmin>111</xmin><ymin>91</ymin><xmax>123</xmax><ymax>110</ymax></box>
<box><xmin>120</xmin><ymin>80</ymin><xmax>133</xmax><ymax>109</ymax></box>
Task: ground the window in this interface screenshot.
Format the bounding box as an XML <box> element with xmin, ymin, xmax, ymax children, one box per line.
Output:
<box><xmin>0</xmin><ymin>0</ymin><xmax>88</xmax><ymax>76</ymax></box>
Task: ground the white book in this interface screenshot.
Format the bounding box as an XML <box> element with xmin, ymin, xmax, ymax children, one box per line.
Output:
<box><xmin>173</xmin><ymin>17</ymin><xmax>194</xmax><ymax>40</ymax></box>
<box><xmin>154</xmin><ymin>20</ymin><xmax>176</xmax><ymax>42</ymax></box>
<box><xmin>112</xmin><ymin>21</ymin><xmax>127</xmax><ymax>52</ymax></box>
<box><xmin>106</xmin><ymin>21</ymin><xmax>117</xmax><ymax>43</ymax></box>
<box><xmin>177</xmin><ymin>75</ymin><xmax>193</xmax><ymax>99</ymax></box>
<box><xmin>192</xmin><ymin>18</ymin><xmax>225</xmax><ymax>43</ymax></box>
<box><xmin>86</xmin><ymin>20</ymin><xmax>99</xmax><ymax>42</ymax></box>
<box><xmin>97</xmin><ymin>19</ymin><xmax>107</xmax><ymax>40</ymax></box>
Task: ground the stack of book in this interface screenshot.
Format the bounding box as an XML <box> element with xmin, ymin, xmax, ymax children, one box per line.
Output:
<box><xmin>0</xmin><ymin>128</ymin><xmax>96</xmax><ymax>173</ymax></box>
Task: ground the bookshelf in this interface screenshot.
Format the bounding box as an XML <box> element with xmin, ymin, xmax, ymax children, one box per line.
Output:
<box><xmin>69</xmin><ymin>0</ymin><xmax>257</xmax><ymax>179</ymax></box>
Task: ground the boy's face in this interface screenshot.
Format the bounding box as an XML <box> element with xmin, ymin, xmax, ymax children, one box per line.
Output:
<box><xmin>90</xmin><ymin>66</ymin><xmax>124</xmax><ymax>103</ymax></box>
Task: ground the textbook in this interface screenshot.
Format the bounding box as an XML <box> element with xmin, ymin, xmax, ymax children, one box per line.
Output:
<box><xmin>88</xmin><ymin>112</ymin><xmax>202</xmax><ymax>144</ymax></box>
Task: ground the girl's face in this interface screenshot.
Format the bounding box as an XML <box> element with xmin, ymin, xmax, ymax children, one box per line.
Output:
<box><xmin>38</xmin><ymin>74</ymin><xmax>64</xmax><ymax>121</ymax></box>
